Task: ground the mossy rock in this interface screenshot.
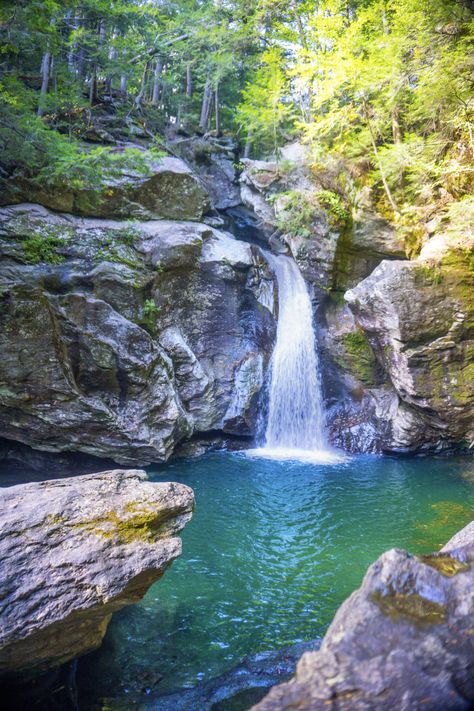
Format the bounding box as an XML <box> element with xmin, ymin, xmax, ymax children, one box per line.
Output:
<box><xmin>335</xmin><ymin>329</ymin><xmax>378</xmax><ymax>386</ymax></box>
<box><xmin>372</xmin><ymin>590</ymin><xmax>447</xmax><ymax>626</ymax></box>
<box><xmin>417</xmin><ymin>553</ymin><xmax>470</xmax><ymax>577</ymax></box>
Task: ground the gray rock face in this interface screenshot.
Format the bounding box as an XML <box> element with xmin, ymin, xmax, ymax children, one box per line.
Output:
<box><xmin>171</xmin><ymin>135</ymin><xmax>242</xmax><ymax>210</ymax></box>
<box><xmin>0</xmin><ymin>469</ymin><xmax>194</xmax><ymax>677</ymax></box>
<box><xmin>1</xmin><ymin>155</ymin><xmax>210</xmax><ymax>221</ymax></box>
<box><xmin>345</xmin><ymin>246</ymin><xmax>474</xmax><ymax>452</ymax></box>
<box><xmin>0</xmin><ymin>204</ymin><xmax>276</xmax><ymax>465</ymax></box>
<box><xmin>253</xmin><ymin>521</ymin><xmax>474</xmax><ymax>711</ymax></box>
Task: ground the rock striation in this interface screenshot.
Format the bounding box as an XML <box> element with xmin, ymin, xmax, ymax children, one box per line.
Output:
<box><xmin>253</xmin><ymin>521</ymin><xmax>474</xmax><ymax>711</ymax></box>
<box><xmin>0</xmin><ymin>203</ymin><xmax>276</xmax><ymax>465</ymax></box>
<box><xmin>0</xmin><ymin>469</ymin><xmax>194</xmax><ymax>677</ymax></box>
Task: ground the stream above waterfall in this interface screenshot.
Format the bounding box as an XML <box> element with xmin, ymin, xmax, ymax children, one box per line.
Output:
<box><xmin>77</xmin><ymin>451</ymin><xmax>474</xmax><ymax>709</ymax></box>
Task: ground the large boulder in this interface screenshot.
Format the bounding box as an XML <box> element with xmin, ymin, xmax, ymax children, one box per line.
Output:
<box><xmin>0</xmin><ymin>469</ymin><xmax>194</xmax><ymax>677</ymax></box>
<box><xmin>345</xmin><ymin>235</ymin><xmax>474</xmax><ymax>452</ymax></box>
<box><xmin>1</xmin><ymin>154</ymin><xmax>210</xmax><ymax>221</ymax></box>
<box><xmin>253</xmin><ymin>521</ymin><xmax>474</xmax><ymax>711</ymax></box>
<box><xmin>0</xmin><ymin>204</ymin><xmax>276</xmax><ymax>466</ymax></box>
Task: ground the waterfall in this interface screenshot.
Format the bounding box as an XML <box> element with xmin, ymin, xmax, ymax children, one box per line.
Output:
<box><xmin>250</xmin><ymin>253</ymin><xmax>340</xmax><ymax>462</ymax></box>
<box><xmin>264</xmin><ymin>253</ymin><xmax>326</xmax><ymax>452</ymax></box>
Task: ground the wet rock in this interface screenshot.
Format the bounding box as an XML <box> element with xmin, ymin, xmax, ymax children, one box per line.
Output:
<box><xmin>0</xmin><ymin>204</ymin><xmax>276</xmax><ymax>465</ymax></box>
<box><xmin>1</xmin><ymin>154</ymin><xmax>210</xmax><ymax>221</ymax></box>
<box><xmin>137</xmin><ymin>640</ymin><xmax>321</xmax><ymax>711</ymax></box>
<box><xmin>253</xmin><ymin>521</ymin><xmax>474</xmax><ymax>711</ymax></box>
<box><xmin>0</xmin><ymin>469</ymin><xmax>194</xmax><ymax>677</ymax></box>
<box><xmin>223</xmin><ymin>352</ymin><xmax>264</xmax><ymax>435</ymax></box>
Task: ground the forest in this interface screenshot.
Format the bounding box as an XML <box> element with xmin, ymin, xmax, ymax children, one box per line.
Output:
<box><xmin>1</xmin><ymin>0</ymin><xmax>473</xmax><ymax>238</ymax></box>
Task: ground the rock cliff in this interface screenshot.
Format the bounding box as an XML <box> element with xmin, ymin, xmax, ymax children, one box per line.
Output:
<box><xmin>346</xmin><ymin>234</ymin><xmax>474</xmax><ymax>453</ymax></box>
<box><xmin>0</xmin><ymin>200</ymin><xmax>276</xmax><ymax>465</ymax></box>
<box><xmin>0</xmin><ymin>469</ymin><xmax>194</xmax><ymax>676</ymax></box>
<box><xmin>0</xmin><ymin>153</ymin><xmax>210</xmax><ymax>221</ymax></box>
<box><xmin>0</xmin><ymin>135</ymin><xmax>472</xmax><ymax>461</ymax></box>
<box><xmin>253</xmin><ymin>521</ymin><xmax>474</xmax><ymax>711</ymax></box>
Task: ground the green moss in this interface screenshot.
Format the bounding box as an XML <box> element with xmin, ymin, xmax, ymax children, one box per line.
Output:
<box><xmin>372</xmin><ymin>589</ymin><xmax>447</xmax><ymax>626</ymax></box>
<box><xmin>413</xmin><ymin>263</ymin><xmax>444</xmax><ymax>285</ymax></box>
<box><xmin>415</xmin><ymin>248</ymin><xmax>474</xmax><ymax>300</ymax></box>
<box><xmin>418</xmin><ymin>553</ymin><xmax>470</xmax><ymax>577</ymax></box>
<box><xmin>95</xmin><ymin>244</ymin><xmax>142</xmax><ymax>269</ymax></box>
<box><xmin>22</xmin><ymin>230</ymin><xmax>68</xmax><ymax>264</ymax></box>
<box><xmin>75</xmin><ymin>503</ymin><xmax>168</xmax><ymax>544</ymax></box>
<box><xmin>336</xmin><ymin>330</ymin><xmax>377</xmax><ymax>385</ymax></box>
<box><xmin>110</xmin><ymin>222</ymin><xmax>142</xmax><ymax>245</ymax></box>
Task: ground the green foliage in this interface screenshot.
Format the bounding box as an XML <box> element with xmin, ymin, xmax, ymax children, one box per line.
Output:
<box><xmin>237</xmin><ymin>48</ymin><xmax>294</xmax><ymax>157</ymax></box>
<box><xmin>1</xmin><ymin>0</ymin><xmax>472</xmax><ymax>245</ymax></box>
<box><xmin>444</xmin><ymin>197</ymin><xmax>474</xmax><ymax>240</ymax></box>
<box><xmin>295</xmin><ymin>0</ymin><xmax>474</xmax><ymax>217</ymax></box>
<box><xmin>141</xmin><ymin>298</ymin><xmax>161</xmax><ymax>330</ymax></box>
<box><xmin>22</xmin><ymin>232</ymin><xmax>66</xmax><ymax>265</ymax></box>
<box><xmin>143</xmin><ymin>298</ymin><xmax>160</xmax><ymax>316</ymax></box>
<box><xmin>38</xmin><ymin>146</ymin><xmax>163</xmax><ymax>192</ymax></box>
<box><xmin>316</xmin><ymin>190</ymin><xmax>350</xmax><ymax>229</ymax></box>
<box><xmin>274</xmin><ymin>190</ymin><xmax>316</xmax><ymax>239</ymax></box>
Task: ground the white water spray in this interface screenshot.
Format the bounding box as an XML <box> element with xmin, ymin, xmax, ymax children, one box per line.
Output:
<box><xmin>251</xmin><ymin>253</ymin><xmax>340</xmax><ymax>463</ymax></box>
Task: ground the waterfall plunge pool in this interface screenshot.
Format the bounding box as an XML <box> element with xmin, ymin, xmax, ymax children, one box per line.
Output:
<box><xmin>78</xmin><ymin>451</ymin><xmax>474</xmax><ymax>709</ymax></box>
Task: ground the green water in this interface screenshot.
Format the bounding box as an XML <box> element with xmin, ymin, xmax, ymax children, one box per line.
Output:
<box><xmin>79</xmin><ymin>452</ymin><xmax>474</xmax><ymax>706</ymax></box>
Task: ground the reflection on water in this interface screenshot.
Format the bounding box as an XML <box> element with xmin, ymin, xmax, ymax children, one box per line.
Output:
<box><xmin>78</xmin><ymin>452</ymin><xmax>474</xmax><ymax>708</ymax></box>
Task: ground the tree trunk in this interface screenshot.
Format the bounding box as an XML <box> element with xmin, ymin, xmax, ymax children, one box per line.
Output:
<box><xmin>199</xmin><ymin>76</ymin><xmax>212</xmax><ymax>131</ymax></box>
<box><xmin>392</xmin><ymin>106</ymin><xmax>402</xmax><ymax>143</ymax></box>
<box><xmin>120</xmin><ymin>74</ymin><xmax>127</xmax><ymax>96</ymax></box>
<box><xmin>37</xmin><ymin>49</ymin><xmax>52</xmax><ymax>116</ymax></box>
<box><xmin>243</xmin><ymin>129</ymin><xmax>253</xmax><ymax>159</ymax></box>
<box><xmin>68</xmin><ymin>22</ymin><xmax>77</xmax><ymax>74</ymax></box>
<box><xmin>77</xmin><ymin>45</ymin><xmax>85</xmax><ymax>77</ymax></box>
<box><xmin>215</xmin><ymin>81</ymin><xmax>221</xmax><ymax>136</ymax></box>
<box><xmin>105</xmin><ymin>42</ymin><xmax>116</xmax><ymax>93</ymax></box>
<box><xmin>363</xmin><ymin>101</ymin><xmax>399</xmax><ymax>214</ymax></box>
<box><xmin>151</xmin><ymin>59</ymin><xmax>163</xmax><ymax>106</ymax></box>
<box><xmin>89</xmin><ymin>67</ymin><xmax>97</xmax><ymax>105</ymax></box>
<box><xmin>186</xmin><ymin>63</ymin><xmax>193</xmax><ymax>97</ymax></box>
<box><xmin>134</xmin><ymin>61</ymin><xmax>150</xmax><ymax>110</ymax></box>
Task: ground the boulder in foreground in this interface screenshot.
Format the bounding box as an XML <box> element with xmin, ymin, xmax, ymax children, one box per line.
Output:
<box><xmin>253</xmin><ymin>521</ymin><xmax>474</xmax><ymax>710</ymax></box>
<box><xmin>0</xmin><ymin>469</ymin><xmax>194</xmax><ymax>677</ymax></box>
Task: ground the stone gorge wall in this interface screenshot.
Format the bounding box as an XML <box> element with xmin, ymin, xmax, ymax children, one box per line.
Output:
<box><xmin>0</xmin><ymin>137</ymin><xmax>472</xmax><ymax>463</ymax></box>
<box><xmin>0</xmin><ymin>152</ymin><xmax>276</xmax><ymax>467</ymax></box>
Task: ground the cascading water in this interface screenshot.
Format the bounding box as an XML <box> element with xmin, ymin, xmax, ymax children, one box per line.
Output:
<box><xmin>264</xmin><ymin>253</ymin><xmax>326</xmax><ymax>450</ymax></box>
<box><xmin>252</xmin><ymin>252</ymin><xmax>340</xmax><ymax>462</ymax></box>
